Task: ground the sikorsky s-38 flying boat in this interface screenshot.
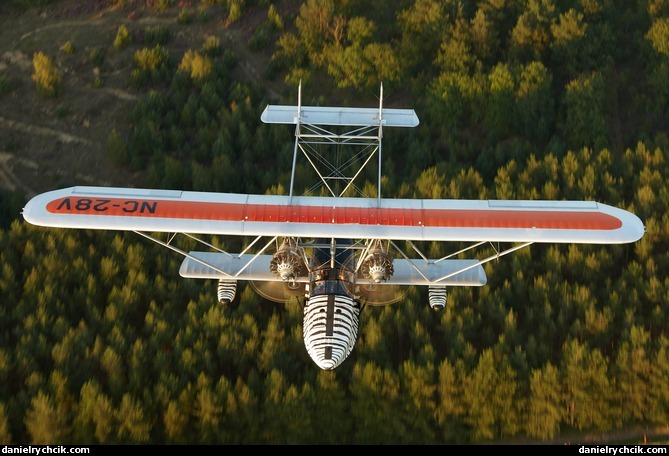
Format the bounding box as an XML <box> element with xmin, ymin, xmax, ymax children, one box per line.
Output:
<box><xmin>22</xmin><ymin>83</ymin><xmax>645</xmax><ymax>370</ymax></box>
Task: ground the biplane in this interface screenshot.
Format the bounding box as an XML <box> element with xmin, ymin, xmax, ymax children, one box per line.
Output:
<box><xmin>21</xmin><ymin>84</ymin><xmax>645</xmax><ymax>370</ymax></box>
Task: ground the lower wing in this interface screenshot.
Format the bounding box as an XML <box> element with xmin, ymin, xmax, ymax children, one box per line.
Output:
<box><xmin>178</xmin><ymin>252</ymin><xmax>487</xmax><ymax>286</ymax></box>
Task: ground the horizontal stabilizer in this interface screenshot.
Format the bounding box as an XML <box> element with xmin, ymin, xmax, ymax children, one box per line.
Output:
<box><xmin>261</xmin><ymin>105</ymin><xmax>419</xmax><ymax>127</ymax></box>
<box><xmin>179</xmin><ymin>252</ymin><xmax>487</xmax><ymax>286</ymax></box>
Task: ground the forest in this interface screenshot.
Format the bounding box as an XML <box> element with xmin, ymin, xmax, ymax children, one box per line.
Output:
<box><xmin>0</xmin><ymin>0</ymin><xmax>668</xmax><ymax>444</ymax></box>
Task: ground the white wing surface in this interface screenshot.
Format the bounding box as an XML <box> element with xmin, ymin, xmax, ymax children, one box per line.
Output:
<box><xmin>179</xmin><ymin>252</ymin><xmax>487</xmax><ymax>286</ymax></box>
<box><xmin>260</xmin><ymin>105</ymin><xmax>420</xmax><ymax>127</ymax></box>
<box><xmin>22</xmin><ymin>186</ymin><xmax>644</xmax><ymax>244</ymax></box>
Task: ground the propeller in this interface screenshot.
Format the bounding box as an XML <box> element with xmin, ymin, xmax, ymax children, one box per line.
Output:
<box><xmin>247</xmin><ymin>237</ymin><xmax>410</xmax><ymax>305</ymax></box>
<box><xmin>249</xmin><ymin>279</ymin><xmax>305</xmax><ymax>303</ymax></box>
<box><xmin>356</xmin><ymin>282</ymin><xmax>410</xmax><ymax>306</ymax></box>
<box><xmin>249</xmin><ymin>237</ymin><xmax>308</xmax><ymax>303</ymax></box>
<box><xmin>354</xmin><ymin>240</ymin><xmax>409</xmax><ymax>306</ymax></box>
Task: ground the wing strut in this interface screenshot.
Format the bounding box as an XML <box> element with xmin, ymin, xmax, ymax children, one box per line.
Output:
<box><xmin>232</xmin><ymin>236</ymin><xmax>280</xmax><ymax>277</ymax></box>
<box><xmin>435</xmin><ymin>241</ymin><xmax>534</xmax><ymax>283</ymax></box>
<box><xmin>182</xmin><ymin>232</ymin><xmax>230</xmax><ymax>256</ymax></box>
<box><xmin>388</xmin><ymin>239</ymin><xmax>430</xmax><ymax>283</ymax></box>
<box><xmin>263</xmin><ymin>83</ymin><xmax>418</xmax><ymax>201</ymax></box>
<box><xmin>134</xmin><ymin>231</ymin><xmax>233</xmax><ymax>278</ymax></box>
<box><xmin>288</xmin><ymin>81</ymin><xmax>303</xmax><ymax>201</ymax></box>
<box><xmin>433</xmin><ymin>241</ymin><xmax>488</xmax><ymax>263</ymax></box>
<box><xmin>377</xmin><ymin>82</ymin><xmax>383</xmax><ymax>202</ymax></box>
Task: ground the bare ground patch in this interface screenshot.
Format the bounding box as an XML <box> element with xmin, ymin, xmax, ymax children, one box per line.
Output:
<box><xmin>0</xmin><ymin>0</ymin><xmax>288</xmax><ymax>198</ymax></box>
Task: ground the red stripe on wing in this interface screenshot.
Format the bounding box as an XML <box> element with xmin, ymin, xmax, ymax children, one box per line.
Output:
<box><xmin>46</xmin><ymin>197</ymin><xmax>622</xmax><ymax>230</ymax></box>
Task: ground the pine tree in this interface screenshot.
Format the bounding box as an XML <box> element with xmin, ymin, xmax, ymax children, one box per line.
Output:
<box><xmin>525</xmin><ymin>362</ymin><xmax>562</xmax><ymax>440</ymax></box>
<box><xmin>116</xmin><ymin>394</ymin><xmax>150</xmax><ymax>443</ymax></box>
<box><xmin>24</xmin><ymin>391</ymin><xmax>69</xmax><ymax>444</ymax></box>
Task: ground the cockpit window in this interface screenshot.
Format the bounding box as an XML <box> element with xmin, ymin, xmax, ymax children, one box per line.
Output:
<box><xmin>309</xmin><ymin>267</ymin><xmax>354</xmax><ymax>297</ymax></box>
<box><xmin>311</xmin><ymin>279</ymin><xmax>352</xmax><ymax>297</ymax></box>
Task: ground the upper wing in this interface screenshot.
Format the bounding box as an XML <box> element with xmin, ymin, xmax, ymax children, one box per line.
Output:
<box><xmin>22</xmin><ymin>186</ymin><xmax>644</xmax><ymax>244</ymax></box>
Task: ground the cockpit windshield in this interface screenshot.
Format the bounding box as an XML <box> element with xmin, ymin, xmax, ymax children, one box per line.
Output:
<box><xmin>309</xmin><ymin>267</ymin><xmax>354</xmax><ymax>297</ymax></box>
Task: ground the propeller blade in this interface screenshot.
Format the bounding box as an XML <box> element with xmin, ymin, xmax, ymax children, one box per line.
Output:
<box><xmin>250</xmin><ymin>280</ymin><xmax>305</xmax><ymax>303</ymax></box>
<box><xmin>357</xmin><ymin>282</ymin><xmax>409</xmax><ymax>306</ymax></box>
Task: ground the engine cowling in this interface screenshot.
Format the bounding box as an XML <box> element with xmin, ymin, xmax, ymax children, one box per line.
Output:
<box><xmin>270</xmin><ymin>244</ymin><xmax>303</xmax><ymax>283</ymax></box>
<box><xmin>360</xmin><ymin>249</ymin><xmax>394</xmax><ymax>284</ymax></box>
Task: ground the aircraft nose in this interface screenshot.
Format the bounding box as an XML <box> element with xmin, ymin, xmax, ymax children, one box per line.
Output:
<box><xmin>304</xmin><ymin>334</ymin><xmax>353</xmax><ymax>370</ymax></box>
<box><xmin>303</xmin><ymin>293</ymin><xmax>360</xmax><ymax>370</ymax></box>
<box><xmin>309</xmin><ymin>353</ymin><xmax>339</xmax><ymax>371</ymax></box>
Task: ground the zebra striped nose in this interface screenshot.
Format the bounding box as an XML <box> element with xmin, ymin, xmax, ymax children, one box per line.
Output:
<box><xmin>303</xmin><ymin>293</ymin><xmax>360</xmax><ymax>370</ymax></box>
